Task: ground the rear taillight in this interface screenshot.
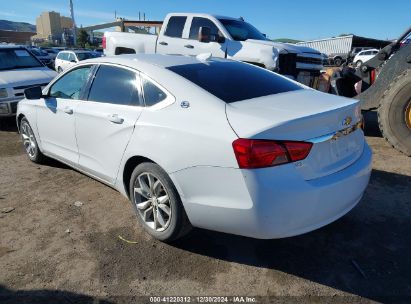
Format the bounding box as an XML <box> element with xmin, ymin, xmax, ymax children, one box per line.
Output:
<box><xmin>232</xmin><ymin>139</ymin><xmax>312</xmax><ymax>169</ymax></box>
<box><xmin>102</xmin><ymin>35</ymin><xmax>106</xmax><ymax>49</ymax></box>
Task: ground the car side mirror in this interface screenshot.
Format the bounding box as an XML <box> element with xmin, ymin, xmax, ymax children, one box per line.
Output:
<box><xmin>24</xmin><ymin>86</ymin><xmax>44</xmax><ymax>100</ymax></box>
<box><xmin>70</xmin><ymin>59</ymin><xmax>76</xmax><ymax>63</ymax></box>
<box><xmin>198</xmin><ymin>26</ymin><xmax>211</xmax><ymax>43</ymax></box>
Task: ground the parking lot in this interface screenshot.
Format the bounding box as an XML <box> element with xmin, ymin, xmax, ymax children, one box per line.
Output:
<box><xmin>0</xmin><ymin>112</ymin><xmax>410</xmax><ymax>303</ymax></box>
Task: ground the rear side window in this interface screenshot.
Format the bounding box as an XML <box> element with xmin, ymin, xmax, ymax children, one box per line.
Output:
<box><xmin>189</xmin><ymin>17</ymin><xmax>220</xmax><ymax>40</ymax></box>
<box><xmin>87</xmin><ymin>65</ymin><xmax>141</xmax><ymax>106</ymax></box>
<box><xmin>164</xmin><ymin>16</ymin><xmax>187</xmax><ymax>38</ymax></box>
<box><xmin>142</xmin><ymin>78</ymin><xmax>167</xmax><ymax>106</ymax></box>
<box><xmin>167</xmin><ymin>61</ymin><xmax>303</xmax><ymax>103</ymax></box>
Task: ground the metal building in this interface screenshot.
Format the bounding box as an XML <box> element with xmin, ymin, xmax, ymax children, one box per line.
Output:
<box><xmin>297</xmin><ymin>35</ymin><xmax>390</xmax><ymax>56</ymax></box>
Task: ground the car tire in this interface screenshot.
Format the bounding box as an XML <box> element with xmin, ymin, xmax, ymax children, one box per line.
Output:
<box><xmin>129</xmin><ymin>162</ymin><xmax>192</xmax><ymax>242</ymax></box>
<box><xmin>378</xmin><ymin>69</ymin><xmax>411</xmax><ymax>156</ymax></box>
<box><xmin>20</xmin><ymin>117</ymin><xmax>46</xmax><ymax>163</ymax></box>
<box><xmin>57</xmin><ymin>66</ymin><xmax>62</xmax><ymax>73</ymax></box>
<box><xmin>356</xmin><ymin>60</ymin><xmax>363</xmax><ymax>67</ymax></box>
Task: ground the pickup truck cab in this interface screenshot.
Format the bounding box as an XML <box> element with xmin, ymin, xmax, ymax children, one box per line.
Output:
<box><xmin>104</xmin><ymin>13</ymin><xmax>323</xmax><ymax>86</ymax></box>
<box><xmin>0</xmin><ymin>45</ymin><xmax>57</xmax><ymax>117</ymax></box>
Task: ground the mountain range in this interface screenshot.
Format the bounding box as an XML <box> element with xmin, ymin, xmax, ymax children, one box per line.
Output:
<box><xmin>0</xmin><ymin>20</ymin><xmax>36</xmax><ymax>32</ymax></box>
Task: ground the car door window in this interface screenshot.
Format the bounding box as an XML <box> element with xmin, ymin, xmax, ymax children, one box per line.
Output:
<box><xmin>142</xmin><ymin>78</ymin><xmax>167</xmax><ymax>106</ymax></box>
<box><xmin>164</xmin><ymin>16</ymin><xmax>187</xmax><ymax>38</ymax></box>
<box><xmin>87</xmin><ymin>65</ymin><xmax>142</xmax><ymax>106</ymax></box>
<box><xmin>189</xmin><ymin>17</ymin><xmax>220</xmax><ymax>40</ymax></box>
<box><xmin>61</xmin><ymin>53</ymin><xmax>69</xmax><ymax>61</ymax></box>
<box><xmin>68</xmin><ymin>53</ymin><xmax>76</xmax><ymax>62</ymax></box>
<box><xmin>49</xmin><ymin>66</ymin><xmax>91</xmax><ymax>99</ymax></box>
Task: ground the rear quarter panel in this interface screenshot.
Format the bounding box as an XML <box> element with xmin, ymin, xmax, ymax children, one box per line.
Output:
<box><xmin>115</xmin><ymin>73</ymin><xmax>239</xmax><ymax>195</ymax></box>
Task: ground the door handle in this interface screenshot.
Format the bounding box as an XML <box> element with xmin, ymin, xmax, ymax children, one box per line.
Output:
<box><xmin>63</xmin><ymin>107</ymin><xmax>73</xmax><ymax>114</ymax></box>
<box><xmin>108</xmin><ymin>114</ymin><xmax>124</xmax><ymax>124</ymax></box>
<box><xmin>184</xmin><ymin>44</ymin><xmax>194</xmax><ymax>49</ymax></box>
<box><xmin>159</xmin><ymin>41</ymin><xmax>168</xmax><ymax>46</ymax></box>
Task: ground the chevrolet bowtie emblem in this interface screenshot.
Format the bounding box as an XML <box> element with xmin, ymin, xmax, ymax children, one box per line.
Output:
<box><xmin>342</xmin><ymin>116</ymin><xmax>352</xmax><ymax>127</ymax></box>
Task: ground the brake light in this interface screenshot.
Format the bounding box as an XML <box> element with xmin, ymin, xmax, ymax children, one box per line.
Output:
<box><xmin>370</xmin><ymin>69</ymin><xmax>376</xmax><ymax>84</ymax></box>
<box><xmin>102</xmin><ymin>36</ymin><xmax>106</xmax><ymax>49</ymax></box>
<box><xmin>232</xmin><ymin>139</ymin><xmax>312</xmax><ymax>169</ymax></box>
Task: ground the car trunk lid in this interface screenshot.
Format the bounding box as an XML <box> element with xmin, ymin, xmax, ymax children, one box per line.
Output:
<box><xmin>226</xmin><ymin>90</ymin><xmax>365</xmax><ymax>180</ymax></box>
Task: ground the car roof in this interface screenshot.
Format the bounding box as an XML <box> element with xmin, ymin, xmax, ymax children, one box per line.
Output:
<box><xmin>358</xmin><ymin>49</ymin><xmax>379</xmax><ymax>53</ymax></box>
<box><xmin>60</xmin><ymin>50</ymin><xmax>93</xmax><ymax>54</ymax></box>
<box><xmin>83</xmin><ymin>53</ymin><xmax>230</xmax><ymax>69</ymax></box>
<box><xmin>0</xmin><ymin>45</ymin><xmax>27</xmax><ymax>49</ymax></box>
<box><xmin>169</xmin><ymin>12</ymin><xmax>240</xmax><ymax>21</ymax></box>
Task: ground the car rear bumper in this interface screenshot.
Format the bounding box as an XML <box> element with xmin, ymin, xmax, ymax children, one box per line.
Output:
<box><xmin>0</xmin><ymin>98</ymin><xmax>21</xmax><ymax>117</ymax></box>
<box><xmin>171</xmin><ymin>143</ymin><xmax>372</xmax><ymax>239</ymax></box>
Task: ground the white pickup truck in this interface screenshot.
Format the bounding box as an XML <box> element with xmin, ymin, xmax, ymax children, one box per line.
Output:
<box><xmin>103</xmin><ymin>13</ymin><xmax>323</xmax><ymax>86</ymax></box>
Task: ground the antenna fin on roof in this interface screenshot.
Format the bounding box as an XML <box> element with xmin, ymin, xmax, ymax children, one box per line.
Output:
<box><xmin>196</xmin><ymin>53</ymin><xmax>212</xmax><ymax>62</ymax></box>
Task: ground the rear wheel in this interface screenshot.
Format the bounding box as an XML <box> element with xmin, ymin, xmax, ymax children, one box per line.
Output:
<box><xmin>378</xmin><ymin>70</ymin><xmax>411</xmax><ymax>156</ymax></box>
<box><xmin>334</xmin><ymin>57</ymin><xmax>343</xmax><ymax>66</ymax></box>
<box><xmin>129</xmin><ymin>162</ymin><xmax>191</xmax><ymax>242</ymax></box>
<box><xmin>20</xmin><ymin>118</ymin><xmax>46</xmax><ymax>163</ymax></box>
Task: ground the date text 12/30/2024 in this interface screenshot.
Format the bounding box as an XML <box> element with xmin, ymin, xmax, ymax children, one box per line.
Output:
<box><xmin>149</xmin><ymin>296</ymin><xmax>257</xmax><ymax>303</ymax></box>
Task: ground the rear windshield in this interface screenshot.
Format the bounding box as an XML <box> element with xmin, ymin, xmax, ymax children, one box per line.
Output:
<box><xmin>167</xmin><ymin>61</ymin><xmax>303</xmax><ymax>103</ymax></box>
<box><xmin>76</xmin><ymin>52</ymin><xmax>95</xmax><ymax>61</ymax></box>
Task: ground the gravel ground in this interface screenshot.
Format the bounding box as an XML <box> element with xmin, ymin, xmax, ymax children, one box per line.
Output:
<box><xmin>0</xmin><ymin>112</ymin><xmax>410</xmax><ymax>304</ymax></box>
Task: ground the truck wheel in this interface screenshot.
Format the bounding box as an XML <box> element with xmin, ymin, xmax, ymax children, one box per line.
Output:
<box><xmin>334</xmin><ymin>57</ymin><xmax>343</xmax><ymax>66</ymax></box>
<box><xmin>378</xmin><ymin>69</ymin><xmax>411</xmax><ymax>156</ymax></box>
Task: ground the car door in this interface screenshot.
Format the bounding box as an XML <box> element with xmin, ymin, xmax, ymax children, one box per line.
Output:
<box><xmin>180</xmin><ymin>16</ymin><xmax>227</xmax><ymax>57</ymax></box>
<box><xmin>66</xmin><ymin>52</ymin><xmax>77</xmax><ymax>69</ymax></box>
<box><xmin>156</xmin><ymin>16</ymin><xmax>188</xmax><ymax>55</ymax></box>
<box><xmin>59</xmin><ymin>52</ymin><xmax>69</xmax><ymax>70</ymax></box>
<box><xmin>75</xmin><ymin>64</ymin><xmax>144</xmax><ymax>184</ymax></box>
<box><xmin>36</xmin><ymin>65</ymin><xmax>92</xmax><ymax>166</ymax></box>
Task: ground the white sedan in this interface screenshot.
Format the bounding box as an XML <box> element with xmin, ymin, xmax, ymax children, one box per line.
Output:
<box><xmin>17</xmin><ymin>54</ymin><xmax>372</xmax><ymax>241</ymax></box>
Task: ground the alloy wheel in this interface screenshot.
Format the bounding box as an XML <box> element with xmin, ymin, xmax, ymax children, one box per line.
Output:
<box><xmin>21</xmin><ymin>121</ymin><xmax>37</xmax><ymax>158</ymax></box>
<box><xmin>133</xmin><ymin>172</ymin><xmax>172</xmax><ymax>232</ymax></box>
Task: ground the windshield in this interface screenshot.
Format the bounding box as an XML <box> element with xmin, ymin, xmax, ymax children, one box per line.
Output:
<box><xmin>76</xmin><ymin>52</ymin><xmax>95</xmax><ymax>61</ymax></box>
<box><xmin>219</xmin><ymin>19</ymin><xmax>267</xmax><ymax>41</ymax></box>
<box><xmin>0</xmin><ymin>48</ymin><xmax>43</xmax><ymax>70</ymax></box>
<box><xmin>167</xmin><ymin>60</ymin><xmax>302</xmax><ymax>103</ymax></box>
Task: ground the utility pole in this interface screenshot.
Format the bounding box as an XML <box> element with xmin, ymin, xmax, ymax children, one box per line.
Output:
<box><xmin>69</xmin><ymin>0</ymin><xmax>77</xmax><ymax>46</ymax></box>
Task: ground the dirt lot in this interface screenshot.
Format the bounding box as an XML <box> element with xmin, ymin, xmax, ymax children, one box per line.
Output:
<box><xmin>0</xmin><ymin>112</ymin><xmax>410</xmax><ymax>304</ymax></box>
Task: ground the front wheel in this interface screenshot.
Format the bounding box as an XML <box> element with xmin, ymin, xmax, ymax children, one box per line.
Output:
<box><xmin>355</xmin><ymin>60</ymin><xmax>363</xmax><ymax>67</ymax></box>
<box><xmin>20</xmin><ymin>118</ymin><xmax>46</xmax><ymax>163</ymax></box>
<box><xmin>129</xmin><ymin>162</ymin><xmax>191</xmax><ymax>242</ymax></box>
<box><xmin>378</xmin><ymin>70</ymin><xmax>411</xmax><ymax>156</ymax></box>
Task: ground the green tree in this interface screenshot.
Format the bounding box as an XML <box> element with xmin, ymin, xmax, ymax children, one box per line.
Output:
<box><xmin>77</xmin><ymin>29</ymin><xmax>89</xmax><ymax>48</ymax></box>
